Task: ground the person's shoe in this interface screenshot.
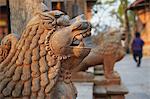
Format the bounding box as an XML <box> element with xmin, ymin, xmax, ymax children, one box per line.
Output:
<box><xmin>137</xmin><ymin>60</ymin><xmax>140</xmax><ymax>67</ymax></box>
<box><xmin>137</xmin><ymin>63</ymin><xmax>140</xmax><ymax>67</ymax></box>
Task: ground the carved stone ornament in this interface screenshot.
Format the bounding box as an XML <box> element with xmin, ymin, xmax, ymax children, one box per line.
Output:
<box><xmin>0</xmin><ymin>10</ymin><xmax>126</xmax><ymax>99</ymax></box>
<box><xmin>0</xmin><ymin>10</ymin><xmax>91</xmax><ymax>99</ymax></box>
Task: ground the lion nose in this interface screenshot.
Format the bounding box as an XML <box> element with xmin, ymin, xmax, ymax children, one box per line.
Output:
<box><xmin>79</xmin><ymin>22</ymin><xmax>91</xmax><ymax>30</ymax></box>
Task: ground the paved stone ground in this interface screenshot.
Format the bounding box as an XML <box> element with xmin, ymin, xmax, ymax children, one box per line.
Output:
<box><xmin>74</xmin><ymin>82</ymin><xmax>93</xmax><ymax>99</ymax></box>
<box><xmin>115</xmin><ymin>55</ymin><xmax>150</xmax><ymax>99</ymax></box>
<box><xmin>74</xmin><ymin>55</ymin><xmax>150</xmax><ymax>99</ymax></box>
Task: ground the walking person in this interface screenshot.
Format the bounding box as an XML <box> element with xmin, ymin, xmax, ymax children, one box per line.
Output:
<box><xmin>131</xmin><ymin>32</ymin><xmax>144</xmax><ymax>67</ymax></box>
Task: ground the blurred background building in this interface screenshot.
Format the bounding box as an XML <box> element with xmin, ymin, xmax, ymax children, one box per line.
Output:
<box><xmin>128</xmin><ymin>0</ymin><xmax>150</xmax><ymax>55</ymax></box>
<box><xmin>0</xmin><ymin>0</ymin><xmax>10</xmax><ymax>41</ymax></box>
<box><xmin>0</xmin><ymin>0</ymin><xmax>96</xmax><ymax>37</ymax></box>
<box><xmin>44</xmin><ymin>0</ymin><xmax>96</xmax><ymax>19</ymax></box>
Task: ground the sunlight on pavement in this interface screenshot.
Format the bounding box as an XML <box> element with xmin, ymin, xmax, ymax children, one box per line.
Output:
<box><xmin>115</xmin><ymin>54</ymin><xmax>150</xmax><ymax>99</ymax></box>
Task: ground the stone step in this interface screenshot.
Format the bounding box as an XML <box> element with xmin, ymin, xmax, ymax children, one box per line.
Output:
<box><xmin>94</xmin><ymin>75</ymin><xmax>121</xmax><ymax>85</ymax></box>
<box><xmin>74</xmin><ymin>82</ymin><xmax>94</xmax><ymax>99</ymax></box>
<box><xmin>94</xmin><ymin>70</ymin><xmax>104</xmax><ymax>75</ymax></box>
<box><xmin>94</xmin><ymin>65</ymin><xmax>103</xmax><ymax>70</ymax></box>
<box><xmin>93</xmin><ymin>84</ymin><xmax>128</xmax><ymax>99</ymax></box>
<box><xmin>71</xmin><ymin>72</ymin><xmax>94</xmax><ymax>82</ymax></box>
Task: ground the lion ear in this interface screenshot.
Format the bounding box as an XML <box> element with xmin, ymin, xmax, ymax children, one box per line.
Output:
<box><xmin>39</xmin><ymin>12</ymin><xmax>56</xmax><ymax>26</ymax></box>
<box><xmin>39</xmin><ymin>13</ymin><xmax>56</xmax><ymax>30</ymax></box>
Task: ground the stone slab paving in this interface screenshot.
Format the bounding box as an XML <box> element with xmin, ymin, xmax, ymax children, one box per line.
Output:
<box><xmin>74</xmin><ymin>82</ymin><xmax>93</xmax><ymax>99</ymax></box>
<box><xmin>115</xmin><ymin>55</ymin><xmax>150</xmax><ymax>99</ymax></box>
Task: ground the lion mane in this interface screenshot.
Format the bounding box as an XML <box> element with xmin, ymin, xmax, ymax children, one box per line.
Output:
<box><xmin>0</xmin><ymin>11</ymin><xmax>62</xmax><ymax>98</ymax></box>
<box><xmin>93</xmin><ymin>30</ymin><xmax>125</xmax><ymax>59</ymax></box>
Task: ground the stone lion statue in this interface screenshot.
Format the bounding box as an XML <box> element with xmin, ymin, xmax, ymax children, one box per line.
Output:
<box><xmin>0</xmin><ymin>10</ymin><xmax>91</xmax><ymax>99</ymax></box>
<box><xmin>73</xmin><ymin>29</ymin><xmax>126</xmax><ymax>79</ymax></box>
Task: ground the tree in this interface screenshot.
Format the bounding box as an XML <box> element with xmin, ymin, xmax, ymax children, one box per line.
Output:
<box><xmin>91</xmin><ymin>0</ymin><xmax>121</xmax><ymax>34</ymax></box>
<box><xmin>91</xmin><ymin>0</ymin><xmax>136</xmax><ymax>52</ymax></box>
<box><xmin>91</xmin><ymin>0</ymin><xmax>136</xmax><ymax>33</ymax></box>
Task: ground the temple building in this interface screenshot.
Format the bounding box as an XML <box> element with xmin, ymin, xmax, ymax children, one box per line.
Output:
<box><xmin>0</xmin><ymin>0</ymin><xmax>10</xmax><ymax>41</ymax></box>
<box><xmin>0</xmin><ymin>0</ymin><xmax>96</xmax><ymax>36</ymax></box>
<box><xmin>128</xmin><ymin>0</ymin><xmax>150</xmax><ymax>55</ymax></box>
<box><xmin>48</xmin><ymin>0</ymin><xmax>96</xmax><ymax>20</ymax></box>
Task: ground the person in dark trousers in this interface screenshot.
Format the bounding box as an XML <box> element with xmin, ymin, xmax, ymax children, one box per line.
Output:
<box><xmin>131</xmin><ymin>32</ymin><xmax>144</xmax><ymax>67</ymax></box>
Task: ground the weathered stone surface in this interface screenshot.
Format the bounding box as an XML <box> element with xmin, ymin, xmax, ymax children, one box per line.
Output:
<box><xmin>74</xmin><ymin>82</ymin><xmax>93</xmax><ymax>99</ymax></box>
<box><xmin>40</xmin><ymin>72</ymin><xmax>49</xmax><ymax>87</ymax></box>
<box><xmin>2</xmin><ymin>81</ymin><xmax>16</xmax><ymax>96</ymax></box>
<box><xmin>22</xmin><ymin>80</ymin><xmax>31</xmax><ymax>96</ymax></box>
<box><xmin>12</xmin><ymin>81</ymin><xmax>23</xmax><ymax>97</ymax></box>
<box><xmin>94</xmin><ymin>86</ymin><xmax>107</xmax><ymax>95</ymax></box>
<box><xmin>32</xmin><ymin>77</ymin><xmax>40</xmax><ymax>92</ymax></box>
<box><xmin>74</xmin><ymin>29</ymin><xmax>126</xmax><ymax>80</ymax></box>
<box><xmin>106</xmin><ymin>85</ymin><xmax>128</xmax><ymax>94</ymax></box>
<box><xmin>94</xmin><ymin>65</ymin><xmax>104</xmax><ymax>75</ymax></box>
<box><xmin>0</xmin><ymin>9</ymin><xmax>127</xmax><ymax>98</ymax></box>
<box><xmin>0</xmin><ymin>10</ymin><xmax>92</xmax><ymax>98</ymax></box>
<box><xmin>93</xmin><ymin>84</ymin><xmax>128</xmax><ymax>99</ymax></box>
<box><xmin>71</xmin><ymin>72</ymin><xmax>94</xmax><ymax>82</ymax></box>
<box><xmin>13</xmin><ymin>66</ymin><xmax>22</xmax><ymax>81</ymax></box>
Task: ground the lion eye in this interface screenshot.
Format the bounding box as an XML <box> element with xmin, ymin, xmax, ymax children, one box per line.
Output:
<box><xmin>55</xmin><ymin>14</ymin><xmax>64</xmax><ymax>18</ymax></box>
<box><xmin>55</xmin><ymin>15</ymin><xmax>61</xmax><ymax>18</ymax></box>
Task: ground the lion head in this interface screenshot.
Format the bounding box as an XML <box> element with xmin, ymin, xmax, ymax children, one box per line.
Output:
<box><xmin>97</xmin><ymin>28</ymin><xmax>126</xmax><ymax>55</ymax></box>
<box><xmin>0</xmin><ymin>10</ymin><xmax>91</xmax><ymax>98</ymax></box>
<box><xmin>93</xmin><ymin>28</ymin><xmax>125</xmax><ymax>46</ymax></box>
<box><xmin>73</xmin><ymin>28</ymin><xmax>126</xmax><ymax>80</ymax></box>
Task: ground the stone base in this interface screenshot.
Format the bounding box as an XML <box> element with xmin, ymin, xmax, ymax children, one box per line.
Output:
<box><xmin>72</xmin><ymin>71</ymin><xmax>121</xmax><ymax>85</ymax></box>
<box><xmin>72</xmin><ymin>71</ymin><xmax>128</xmax><ymax>99</ymax></box>
<box><xmin>94</xmin><ymin>72</ymin><xmax>121</xmax><ymax>86</ymax></box>
<box><xmin>93</xmin><ymin>70</ymin><xmax>128</xmax><ymax>99</ymax></box>
<box><xmin>72</xmin><ymin>72</ymin><xmax>94</xmax><ymax>99</ymax></box>
<box><xmin>94</xmin><ymin>84</ymin><xmax>128</xmax><ymax>99</ymax></box>
<box><xmin>71</xmin><ymin>72</ymin><xmax>94</xmax><ymax>82</ymax></box>
<box><xmin>94</xmin><ymin>65</ymin><xmax>104</xmax><ymax>75</ymax></box>
<box><xmin>74</xmin><ymin>82</ymin><xmax>94</xmax><ymax>99</ymax></box>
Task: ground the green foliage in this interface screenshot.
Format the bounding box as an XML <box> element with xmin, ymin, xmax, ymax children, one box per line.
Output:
<box><xmin>117</xmin><ymin>3</ymin><xmax>124</xmax><ymax>18</ymax></box>
<box><xmin>97</xmin><ymin>0</ymin><xmax>129</xmax><ymax>25</ymax></box>
<box><xmin>103</xmin><ymin>0</ymin><xmax>116</xmax><ymax>4</ymax></box>
<box><xmin>117</xmin><ymin>0</ymin><xmax>128</xmax><ymax>24</ymax></box>
<box><xmin>97</xmin><ymin>0</ymin><xmax>116</xmax><ymax>4</ymax></box>
<box><xmin>128</xmin><ymin>11</ymin><xmax>136</xmax><ymax>25</ymax></box>
<box><xmin>93</xmin><ymin>0</ymin><xmax>136</xmax><ymax>33</ymax></box>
